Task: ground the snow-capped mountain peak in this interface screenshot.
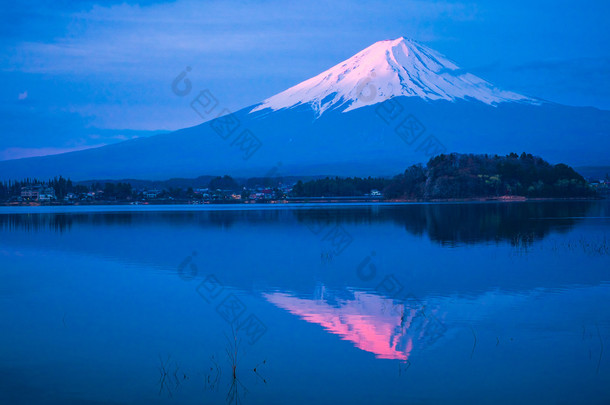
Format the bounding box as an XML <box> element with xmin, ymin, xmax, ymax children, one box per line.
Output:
<box><xmin>251</xmin><ymin>37</ymin><xmax>538</xmax><ymax>115</ymax></box>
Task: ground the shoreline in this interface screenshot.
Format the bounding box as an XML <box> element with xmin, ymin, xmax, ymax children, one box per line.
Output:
<box><xmin>0</xmin><ymin>194</ymin><xmax>604</xmax><ymax>208</ymax></box>
<box><xmin>0</xmin><ymin>196</ymin><xmax>605</xmax><ymax>214</ymax></box>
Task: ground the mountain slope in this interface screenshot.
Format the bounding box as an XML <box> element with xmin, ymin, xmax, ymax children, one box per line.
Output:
<box><xmin>0</xmin><ymin>37</ymin><xmax>608</xmax><ymax>181</ymax></box>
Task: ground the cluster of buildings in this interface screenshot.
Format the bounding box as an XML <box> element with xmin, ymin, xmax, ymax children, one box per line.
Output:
<box><xmin>19</xmin><ymin>185</ymin><xmax>57</xmax><ymax>202</ymax></box>
<box><xmin>191</xmin><ymin>185</ymin><xmax>293</xmax><ymax>202</ymax></box>
<box><xmin>19</xmin><ymin>186</ymin><xmax>103</xmax><ymax>203</ymax></box>
<box><xmin>15</xmin><ymin>182</ymin><xmax>381</xmax><ymax>204</ymax></box>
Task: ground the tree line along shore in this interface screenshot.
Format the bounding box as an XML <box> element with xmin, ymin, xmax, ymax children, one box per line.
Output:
<box><xmin>1</xmin><ymin>153</ymin><xmax>607</xmax><ymax>205</ymax></box>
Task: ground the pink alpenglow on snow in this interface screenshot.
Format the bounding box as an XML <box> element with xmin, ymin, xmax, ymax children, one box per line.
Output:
<box><xmin>264</xmin><ymin>290</ymin><xmax>437</xmax><ymax>360</ymax></box>
<box><xmin>252</xmin><ymin>37</ymin><xmax>538</xmax><ymax>116</ymax></box>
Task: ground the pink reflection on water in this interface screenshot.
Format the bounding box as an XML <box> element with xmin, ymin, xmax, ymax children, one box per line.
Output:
<box><xmin>265</xmin><ymin>290</ymin><xmax>418</xmax><ymax>360</ymax></box>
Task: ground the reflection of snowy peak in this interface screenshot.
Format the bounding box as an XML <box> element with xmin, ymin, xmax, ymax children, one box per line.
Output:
<box><xmin>264</xmin><ymin>290</ymin><xmax>446</xmax><ymax>360</ymax></box>
<box><xmin>252</xmin><ymin>37</ymin><xmax>539</xmax><ymax>115</ymax></box>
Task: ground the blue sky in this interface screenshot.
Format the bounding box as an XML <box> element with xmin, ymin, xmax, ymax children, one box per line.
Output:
<box><xmin>1</xmin><ymin>0</ymin><xmax>609</xmax><ymax>160</ymax></box>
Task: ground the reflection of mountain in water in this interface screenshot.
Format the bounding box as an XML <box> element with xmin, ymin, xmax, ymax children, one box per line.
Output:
<box><xmin>1</xmin><ymin>203</ymin><xmax>608</xmax><ymax>326</ymax></box>
<box><xmin>265</xmin><ymin>288</ymin><xmax>446</xmax><ymax>360</ymax></box>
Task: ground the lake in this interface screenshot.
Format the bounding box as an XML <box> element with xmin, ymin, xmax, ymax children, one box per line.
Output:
<box><xmin>1</xmin><ymin>201</ymin><xmax>609</xmax><ymax>404</ymax></box>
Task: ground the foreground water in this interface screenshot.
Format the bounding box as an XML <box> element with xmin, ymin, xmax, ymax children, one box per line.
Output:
<box><xmin>0</xmin><ymin>201</ymin><xmax>609</xmax><ymax>404</ymax></box>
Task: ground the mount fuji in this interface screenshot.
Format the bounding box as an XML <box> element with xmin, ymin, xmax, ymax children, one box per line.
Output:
<box><xmin>1</xmin><ymin>37</ymin><xmax>608</xmax><ymax>181</ymax></box>
<box><xmin>252</xmin><ymin>37</ymin><xmax>538</xmax><ymax>114</ymax></box>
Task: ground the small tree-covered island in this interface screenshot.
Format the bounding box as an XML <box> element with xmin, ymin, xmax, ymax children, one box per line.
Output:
<box><xmin>292</xmin><ymin>153</ymin><xmax>598</xmax><ymax>200</ymax></box>
<box><xmin>1</xmin><ymin>153</ymin><xmax>604</xmax><ymax>205</ymax></box>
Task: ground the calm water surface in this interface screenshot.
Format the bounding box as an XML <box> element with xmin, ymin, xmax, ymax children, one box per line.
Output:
<box><xmin>1</xmin><ymin>201</ymin><xmax>609</xmax><ymax>404</ymax></box>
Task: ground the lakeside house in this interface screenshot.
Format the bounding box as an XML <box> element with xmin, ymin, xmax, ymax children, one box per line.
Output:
<box><xmin>145</xmin><ymin>190</ymin><xmax>161</xmax><ymax>199</ymax></box>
